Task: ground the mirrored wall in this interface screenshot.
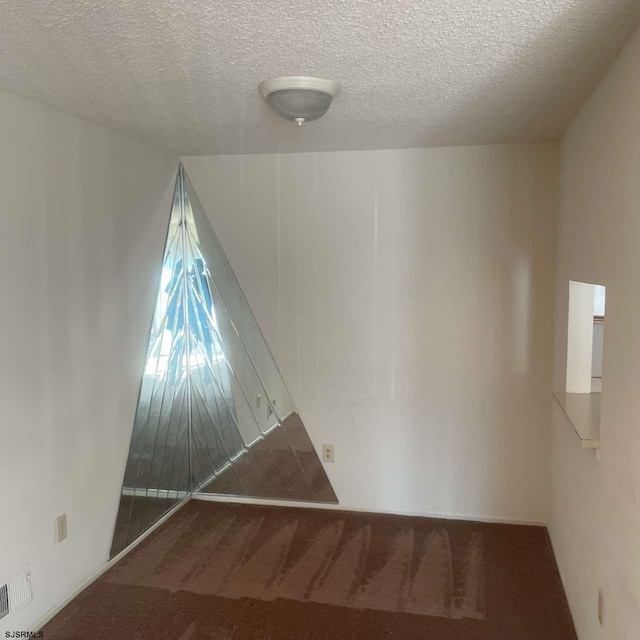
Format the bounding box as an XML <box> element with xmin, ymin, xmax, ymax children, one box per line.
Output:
<box><xmin>110</xmin><ymin>166</ymin><xmax>337</xmax><ymax>558</ymax></box>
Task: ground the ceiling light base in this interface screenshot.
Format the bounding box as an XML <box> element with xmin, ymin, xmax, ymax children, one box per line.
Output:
<box><xmin>259</xmin><ymin>76</ymin><xmax>339</xmax><ymax>124</ymax></box>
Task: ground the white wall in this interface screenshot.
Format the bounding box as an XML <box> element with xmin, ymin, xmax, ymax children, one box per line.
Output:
<box><xmin>183</xmin><ymin>142</ymin><xmax>558</xmax><ymax>524</ymax></box>
<box><xmin>0</xmin><ymin>92</ymin><xmax>177</xmax><ymax>632</ymax></box>
<box><xmin>566</xmin><ymin>281</ymin><xmax>595</xmax><ymax>393</ymax></box>
<box><xmin>549</xmin><ymin>24</ymin><xmax>640</xmax><ymax>640</ymax></box>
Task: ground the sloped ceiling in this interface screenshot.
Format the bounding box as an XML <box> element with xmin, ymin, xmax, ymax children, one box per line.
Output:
<box><xmin>1</xmin><ymin>0</ymin><xmax>639</xmax><ymax>154</ymax></box>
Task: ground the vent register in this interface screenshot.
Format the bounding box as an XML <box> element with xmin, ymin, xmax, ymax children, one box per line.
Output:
<box><xmin>0</xmin><ymin>565</ymin><xmax>32</xmax><ymax>622</ymax></box>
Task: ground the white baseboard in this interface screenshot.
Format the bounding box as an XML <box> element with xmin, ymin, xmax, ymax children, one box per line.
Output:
<box><xmin>192</xmin><ymin>493</ymin><xmax>547</xmax><ymax>527</ymax></box>
<box><xmin>28</xmin><ymin>496</ymin><xmax>192</xmax><ymax>633</ymax></box>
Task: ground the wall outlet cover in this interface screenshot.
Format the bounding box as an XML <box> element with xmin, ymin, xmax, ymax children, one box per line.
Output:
<box><xmin>323</xmin><ymin>444</ymin><xmax>335</xmax><ymax>463</ymax></box>
<box><xmin>56</xmin><ymin>513</ymin><xmax>68</xmax><ymax>543</ymax></box>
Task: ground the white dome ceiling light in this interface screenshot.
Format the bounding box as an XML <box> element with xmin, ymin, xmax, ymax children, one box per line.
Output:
<box><xmin>259</xmin><ymin>76</ymin><xmax>339</xmax><ymax>126</ymax></box>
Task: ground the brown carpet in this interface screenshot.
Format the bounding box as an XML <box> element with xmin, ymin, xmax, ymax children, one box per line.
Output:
<box><xmin>43</xmin><ymin>501</ymin><xmax>576</xmax><ymax>639</ymax></box>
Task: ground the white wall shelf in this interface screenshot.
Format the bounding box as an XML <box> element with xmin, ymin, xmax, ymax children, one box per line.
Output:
<box><xmin>553</xmin><ymin>392</ymin><xmax>600</xmax><ymax>448</ymax></box>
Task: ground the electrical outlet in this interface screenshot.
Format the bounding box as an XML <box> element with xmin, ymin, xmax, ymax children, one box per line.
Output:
<box><xmin>56</xmin><ymin>514</ymin><xmax>68</xmax><ymax>543</ymax></box>
<box><xmin>322</xmin><ymin>444</ymin><xmax>335</xmax><ymax>463</ymax></box>
<box><xmin>598</xmin><ymin>589</ymin><xmax>605</xmax><ymax>626</ymax></box>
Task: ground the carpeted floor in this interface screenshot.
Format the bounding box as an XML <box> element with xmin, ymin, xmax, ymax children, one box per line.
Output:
<box><xmin>43</xmin><ymin>501</ymin><xmax>577</xmax><ymax>639</ymax></box>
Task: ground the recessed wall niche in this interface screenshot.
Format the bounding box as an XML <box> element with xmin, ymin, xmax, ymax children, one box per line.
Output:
<box><xmin>554</xmin><ymin>280</ymin><xmax>605</xmax><ymax>448</ymax></box>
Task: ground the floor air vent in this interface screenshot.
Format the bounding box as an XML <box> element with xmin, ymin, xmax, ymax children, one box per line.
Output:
<box><xmin>0</xmin><ymin>584</ymin><xmax>8</xmax><ymax>620</ymax></box>
<box><xmin>0</xmin><ymin>565</ymin><xmax>32</xmax><ymax>621</ymax></box>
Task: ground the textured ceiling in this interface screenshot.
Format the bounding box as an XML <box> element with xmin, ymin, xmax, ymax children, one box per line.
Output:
<box><xmin>1</xmin><ymin>1</ymin><xmax>639</xmax><ymax>155</ymax></box>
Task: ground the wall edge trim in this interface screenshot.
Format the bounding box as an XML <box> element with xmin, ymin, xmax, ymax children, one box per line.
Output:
<box><xmin>192</xmin><ymin>493</ymin><xmax>547</xmax><ymax>526</ymax></box>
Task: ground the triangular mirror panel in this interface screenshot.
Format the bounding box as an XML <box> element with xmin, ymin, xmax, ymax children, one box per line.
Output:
<box><xmin>110</xmin><ymin>165</ymin><xmax>337</xmax><ymax>558</ymax></box>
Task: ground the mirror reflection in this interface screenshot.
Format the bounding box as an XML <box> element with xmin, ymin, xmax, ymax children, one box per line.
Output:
<box><xmin>110</xmin><ymin>166</ymin><xmax>336</xmax><ymax>558</ymax></box>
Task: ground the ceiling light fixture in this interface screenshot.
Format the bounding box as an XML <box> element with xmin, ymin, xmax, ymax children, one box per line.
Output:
<box><xmin>259</xmin><ymin>76</ymin><xmax>339</xmax><ymax>126</ymax></box>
